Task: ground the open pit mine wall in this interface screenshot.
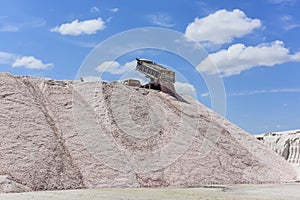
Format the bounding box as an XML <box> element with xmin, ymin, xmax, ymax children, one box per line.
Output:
<box><xmin>0</xmin><ymin>72</ymin><xmax>297</xmax><ymax>192</ymax></box>
<box><xmin>256</xmin><ymin>130</ymin><xmax>300</xmax><ymax>180</ymax></box>
<box><xmin>256</xmin><ymin>130</ymin><xmax>300</xmax><ymax>164</ymax></box>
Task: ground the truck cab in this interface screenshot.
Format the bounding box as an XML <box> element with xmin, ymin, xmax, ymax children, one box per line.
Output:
<box><xmin>122</xmin><ymin>79</ymin><xmax>141</xmax><ymax>87</ymax></box>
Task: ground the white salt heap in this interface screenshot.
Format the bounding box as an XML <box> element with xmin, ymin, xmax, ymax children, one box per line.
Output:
<box><xmin>0</xmin><ymin>73</ymin><xmax>296</xmax><ymax>192</ymax></box>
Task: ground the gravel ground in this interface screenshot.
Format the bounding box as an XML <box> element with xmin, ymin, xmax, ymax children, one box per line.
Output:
<box><xmin>1</xmin><ymin>184</ymin><xmax>300</xmax><ymax>200</ymax></box>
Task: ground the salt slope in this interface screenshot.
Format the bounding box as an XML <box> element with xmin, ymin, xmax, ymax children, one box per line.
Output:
<box><xmin>256</xmin><ymin>130</ymin><xmax>300</xmax><ymax>180</ymax></box>
<box><xmin>0</xmin><ymin>176</ymin><xmax>31</xmax><ymax>193</ymax></box>
<box><xmin>0</xmin><ymin>73</ymin><xmax>296</xmax><ymax>191</ymax></box>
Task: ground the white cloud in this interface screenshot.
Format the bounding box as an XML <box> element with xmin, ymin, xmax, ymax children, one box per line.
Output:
<box><xmin>90</xmin><ymin>6</ymin><xmax>100</xmax><ymax>13</ymax></box>
<box><xmin>120</xmin><ymin>70</ymin><xmax>149</xmax><ymax>84</ymax></box>
<box><xmin>51</xmin><ymin>18</ymin><xmax>105</xmax><ymax>36</ymax></box>
<box><xmin>29</xmin><ymin>17</ymin><xmax>47</xmax><ymax>28</ymax></box>
<box><xmin>284</xmin><ymin>24</ymin><xmax>300</xmax><ymax>30</ymax></box>
<box><xmin>0</xmin><ymin>16</ymin><xmax>19</xmax><ymax>32</ymax></box>
<box><xmin>12</xmin><ymin>56</ymin><xmax>53</xmax><ymax>70</ymax></box>
<box><xmin>197</xmin><ymin>40</ymin><xmax>300</xmax><ymax>76</ymax></box>
<box><xmin>201</xmin><ymin>92</ymin><xmax>209</xmax><ymax>97</ymax></box>
<box><xmin>0</xmin><ymin>17</ymin><xmax>46</xmax><ymax>32</ymax></box>
<box><xmin>0</xmin><ymin>52</ymin><xmax>16</xmax><ymax>64</ymax></box>
<box><xmin>96</xmin><ymin>60</ymin><xmax>136</xmax><ymax>74</ymax></box>
<box><xmin>148</xmin><ymin>13</ymin><xmax>175</xmax><ymax>27</ymax></box>
<box><xmin>80</xmin><ymin>76</ymin><xmax>100</xmax><ymax>82</ymax></box>
<box><xmin>0</xmin><ymin>24</ymin><xmax>19</xmax><ymax>32</ymax></box>
<box><xmin>110</xmin><ymin>8</ymin><xmax>119</xmax><ymax>13</ymax></box>
<box><xmin>73</xmin><ymin>41</ymin><xmax>98</xmax><ymax>48</ymax></box>
<box><xmin>94</xmin><ymin>60</ymin><xmax>150</xmax><ymax>84</ymax></box>
<box><xmin>229</xmin><ymin>88</ymin><xmax>300</xmax><ymax>96</ymax></box>
<box><xmin>269</xmin><ymin>0</ymin><xmax>295</xmax><ymax>4</ymax></box>
<box><xmin>1</xmin><ymin>52</ymin><xmax>53</xmax><ymax>70</ymax></box>
<box><xmin>174</xmin><ymin>82</ymin><xmax>196</xmax><ymax>97</ymax></box>
<box><xmin>280</xmin><ymin>15</ymin><xmax>300</xmax><ymax>31</ymax></box>
<box><xmin>185</xmin><ymin>9</ymin><xmax>261</xmax><ymax>45</ymax></box>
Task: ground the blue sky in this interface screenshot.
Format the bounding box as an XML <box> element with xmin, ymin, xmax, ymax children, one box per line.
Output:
<box><xmin>0</xmin><ymin>0</ymin><xmax>299</xmax><ymax>134</ymax></box>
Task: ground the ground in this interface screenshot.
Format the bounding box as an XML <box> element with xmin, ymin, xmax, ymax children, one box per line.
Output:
<box><xmin>1</xmin><ymin>184</ymin><xmax>300</xmax><ymax>200</ymax></box>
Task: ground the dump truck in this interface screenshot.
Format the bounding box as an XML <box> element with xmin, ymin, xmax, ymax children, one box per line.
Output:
<box><xmin>135</xmin><ymin>58</ymin><xmax>177</xmax><ymax>97</ymax></box>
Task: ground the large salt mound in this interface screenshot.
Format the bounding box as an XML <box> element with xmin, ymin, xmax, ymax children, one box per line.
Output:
<box><xmin>0</xmin><ymin>73</ymin><xmax>296</xmax><ymax>191</ymax></box>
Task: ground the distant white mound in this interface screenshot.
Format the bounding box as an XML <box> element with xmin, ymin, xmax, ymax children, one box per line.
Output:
<box><xmin>0</xmin><ymin>73</ymin><xmax>296</xmax><ymax>192</ymax></box>
<box><xmin>256</xmin><ymin>130</ymin><xmax>300</xmax><ymax>180</ymax></box>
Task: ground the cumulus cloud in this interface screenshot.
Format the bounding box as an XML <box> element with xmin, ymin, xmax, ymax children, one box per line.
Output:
<box><xmin>1</xmin><ymin>52</ymin><xmax>53</xmax><ymax>70</ymax></box>
<box><xmin>96</xmin><ymin>60</ymin><xmax>136</xmax><ymax>74</ymax></box>
<box><xmin>51</xmin><ymin>18</ymin><xmax>105</xmax><ymax>36</ymax></box>
<box><xmin>197</xmin><ymin>40</ymin><xmax>300</xmax><ymax>77</ymax></box>
<box><xmin>174</xmin><ymin>82</ymin><xmax>196</xmax><ymax>97</ymax></box>
<box><xmin>185</xmin><ymin>9</ymin><xmax>261</xmax><ymax>45</ymax></box>
<box><xmin>12</xmin><ymin>56</ymin><xmax>53</xmax><ymax>70</ymax></box>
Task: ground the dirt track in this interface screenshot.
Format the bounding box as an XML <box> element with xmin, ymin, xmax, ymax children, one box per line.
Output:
<box><xmin>1</xmin><ymin>184</ymin><xmax>300</xmax><ymax>200</ymax></box>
